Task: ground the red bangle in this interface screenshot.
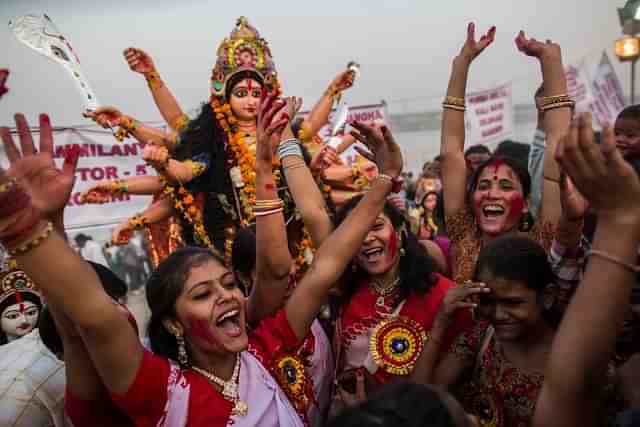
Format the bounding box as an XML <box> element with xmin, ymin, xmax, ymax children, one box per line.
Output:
<box><xmin>2</xmin><ymin>206</ymin><xmax>42</xmax><ymax>247</ymax></box>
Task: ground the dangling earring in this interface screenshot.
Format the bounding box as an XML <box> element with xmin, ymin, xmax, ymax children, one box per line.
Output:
<box><xmin>400</xmin><ymin>247</ymin><xmax>406</xmax><ymax>257</ymax></box>
<box><xmin>518</xmin><ymin>210</ymin><xmax>533</xmax><ymax>232</ymax></box>
<box><xmin>175</xmin><ymin>332</ymin><xmax>188</xmax><ymax>366</ymax></box>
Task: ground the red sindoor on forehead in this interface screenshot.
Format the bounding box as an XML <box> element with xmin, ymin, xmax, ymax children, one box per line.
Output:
<box><xmin>19</xmin><ymin>303</ymin><xmax>26</xmax><ymax>313</ymax></box>
<box><xmin>247</xmin><ymin>79</ymin><xmax>253</xmax><ymax>92</ymax></box>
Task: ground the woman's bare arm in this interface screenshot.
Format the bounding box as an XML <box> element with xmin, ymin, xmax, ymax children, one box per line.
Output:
<box><xmin>441</xmin><ymin>24</ymin><xmax>495</xmax><ymax>218</ymax></box>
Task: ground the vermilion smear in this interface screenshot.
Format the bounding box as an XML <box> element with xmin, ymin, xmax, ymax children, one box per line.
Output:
<box><xmin>189</xmin><ymin>318</ymin><xmax>221</xmax><ymax>347</ymax></box>
<box><xmin>387</xmin><ymin>229</ymin><xmax>398</xmax><ymax>262</ymax></box>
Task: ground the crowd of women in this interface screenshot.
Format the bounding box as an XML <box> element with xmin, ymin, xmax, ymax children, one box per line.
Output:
<box><xmin>1</xmin><ymin>16</ymin><xmax>640</xmax><ymax>427</ymax></box>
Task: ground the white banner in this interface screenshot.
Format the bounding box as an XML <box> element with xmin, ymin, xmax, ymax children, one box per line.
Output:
<box><xmin>0</xmin><ymin>127</ymin><xmax>154</xmax><ymax>229</ymax></box>
<box><xmin>566</xmin><ymin>63</ymin><xmax>595</xmax><ymax>114</ymax></box>
<box><xmin>465</xmin><ymin>83</ymin><xmax>514</xmax><ymax>145</ymax></box>
<box><xmin>57</xmin><ymin>129</ymin><xmax>153</xmax><ymax>229</ymax></box>
<box><xmin>590</xmin><ymin>52</ymin><xmax>626</xmax><ymax>127</ymax></box>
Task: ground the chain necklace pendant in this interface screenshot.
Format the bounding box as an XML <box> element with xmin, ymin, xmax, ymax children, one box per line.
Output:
<box><xmin>233</xmin><ymin>400</ymin><xmax>249</xmax><ymax>417</ymax></box>
<box><xmin>376</xmin><ymin>296</ymin><xmax>386</xmax><ymax>308</ymax></box>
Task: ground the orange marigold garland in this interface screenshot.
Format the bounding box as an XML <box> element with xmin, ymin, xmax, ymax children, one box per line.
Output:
<box><xmin>162</xmin><ymin>180</ymin><xmax>214</xmax><ymax>250</ymax></box>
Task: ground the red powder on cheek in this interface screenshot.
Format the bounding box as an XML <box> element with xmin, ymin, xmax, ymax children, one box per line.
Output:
<box><xmin>387</xmin><ymin>230</ymin><xmax>398</xmax><ymax>262</ymax></box>
<box><xmin>507</xmin><ymin>193</ymin><xmax>525</xmax><ymax>221</ymax></box>
<box><xmin>188</xmin><ymin>318</ymin><xmax>221</xmax><ymax>347</ymax></box>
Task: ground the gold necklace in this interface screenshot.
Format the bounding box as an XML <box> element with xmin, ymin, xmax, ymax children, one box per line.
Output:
<box><xmin>191</xmin><ymin>354</ymin><xmax>248</xmax><ymax>417</ymax></box>
<box><xmin>369</xmin><ymin>277</ymin><xmax>400</xmax><ymax>309</ymax></box>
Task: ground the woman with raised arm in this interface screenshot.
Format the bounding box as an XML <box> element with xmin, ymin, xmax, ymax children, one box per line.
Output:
<box><xmin>0</xmin><ymin>90</ymin><xmax>402</xmax><ymax>425</ymax></box>
<box><xmin>534</xmin><ymin>117</ymin><xmax>640</xmax><ymax>427</ymax></box>
<box><xmin>439</xmin><ymin>25</ymin><xmax>577</xmax><ymax>286</ymax></box>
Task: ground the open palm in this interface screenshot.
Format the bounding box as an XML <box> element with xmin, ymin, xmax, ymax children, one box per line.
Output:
<box><xmin>0</xmin><ymin>114</ymin><xmax>79</xmax><ymax>218</ymax></box>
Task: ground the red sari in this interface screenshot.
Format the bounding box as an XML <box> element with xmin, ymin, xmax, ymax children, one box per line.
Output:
<box><xmin>336</xmin><ymin>273</ymin><xmax>471</xmax><ymax>387</ymax></box>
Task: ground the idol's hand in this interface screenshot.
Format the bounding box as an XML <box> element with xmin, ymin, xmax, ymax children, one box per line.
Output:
<box><xmin>123</xmin><ymin>47</ymin><xmax>156</xmax><ymax>75</ymax></box>
<box><xmin>83</xmin><ymin>106</ymin><xmax>125</xmax><ymax>129</ymax></box>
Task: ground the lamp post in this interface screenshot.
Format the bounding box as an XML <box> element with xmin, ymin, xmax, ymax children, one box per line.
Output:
<box><xmin>615</xmin><ymin>36</ymin><xmax>640</xmax><ymax>103</ymax></box>
<box><xmin>617</xmin><ymin>0</ymin><xmax>640</xmax><ymax>104</ymax></box>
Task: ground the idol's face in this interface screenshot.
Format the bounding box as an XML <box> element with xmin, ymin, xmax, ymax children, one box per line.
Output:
<box><xmin>1</xmin><ymin>301</ymin><xmax>39</xmax><ymax>341</ymax></box>
<box><xmin>229</xmin><ymin>78</ymin><xmax>263</xmax><ymax>122</ymax></box>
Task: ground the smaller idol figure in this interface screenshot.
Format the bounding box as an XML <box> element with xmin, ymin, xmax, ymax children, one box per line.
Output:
<box><xmin>0</xmin><ymin>266</ymin><xmax>42</xmax><ymax>345</ymax></box>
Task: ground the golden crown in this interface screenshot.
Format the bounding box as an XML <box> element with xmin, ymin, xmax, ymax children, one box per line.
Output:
<box><xmin>0</xmin><ymin>269</ymin><xmax>40</xmax><ymax>306</ymax></box>
<box><xmin>210</xmin><ymin>16</ymin><xmax>278</xmax><ymax>99</ymax></box>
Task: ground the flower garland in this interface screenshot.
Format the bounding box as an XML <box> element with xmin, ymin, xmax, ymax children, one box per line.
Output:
<box><xmin>161</xmin><ymin>177</ymin><xmax>214</xmax><ymax>250</ymax></box>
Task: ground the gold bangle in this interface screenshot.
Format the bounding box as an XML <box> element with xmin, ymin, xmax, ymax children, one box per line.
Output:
<box><xmin>172</xmin><ymin>114</ymin><xmax>190</xmax><ymax>132</ymax></box>
<box><xmin>540</xmin><ymin>93</ymin><xmax>571</xmax><ymax>106</ymax></box>
<box><xmin>442</xmin><ymin>103</ymin><xmax>466</xmax><ymax>112</ymax></box>
<box><xmin>588</xmin><ymin>249</ymin><xmax>640</xmax><ymax>274</ymax></box>
<box><xmin>254</xmin><ymin>199</ymin><xmax>284</xmax><ymax>209</ymax></box>
<box><xmin>376</xmin><ymin>174</ymin><xmax>393</xmax><ymax>184</ymax></box>
<box><xmin>184</xmin><ymin>160</ymin><xmax>206</xmax><ymax>178</ymax></box>
<box><xmin>0</xmin><ymin>178</ymin><xmax>16</xmax><ymax>194</ymax></box>
<box><xmin>145</xmin><ymin>70</ymin><xmax>164</xmax><ymax>90</ymax></box>
<box><xmin>324</xmin><ymin>84</ymin><xmax>341</xmax><ymax>99</ymax></box>
<box><xmin>8</xmin><ymin>221</ymin><xmax>54</xmax><ymax>256</ymax></box>
<box><xmin>540</xmin><ymin>101</ymin><xmax>575</xmax><ymax>112</ymax></box>
<box><xmin>114</xmin><ymin>116</ymin><xmax>138</xmax><ymax>142</ymax></box>
<box><xmin>443</xmin><ymin>96</ymin><xmax>465</xmax><ymax>107</ymax></box>
<box><xmin>128</xmin><ymin>214</ymin><xmax>148</xmax><ymax>230</ymax></box>
<box><xmin>110</xmin><ymin>179</ymin><xmax>129</xmax><ymax>194</ymax></box>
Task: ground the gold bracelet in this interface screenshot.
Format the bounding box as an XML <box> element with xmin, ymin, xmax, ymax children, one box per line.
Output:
<box><xmin>376</xmin><ymin>174</ymin><xmax>393</xmax><ymax>184</ymax></box>
<box><xmin>254</xmin><ymin>199</ymin><xmax>284</xmax><ymax>210</ymax></box>
<box><xmin>0</xmin><ymin>178</ymin><xmax>16</xmax><ymax>194</ymax></box>
<box><xmin>128</xmin><ymin>214</ymin><xmax>148</xmax><ymax>230</ymax></box>
<box><xmin>442</xmin><ymin>103</ymin><xmax>466</xmax><ymax>112</ymax></box>
<box><xmin>540</xmin><ymin>93</ymin><xmax>571</xmax><ymax>106</ymax></box>
<box><xmin>588</xmin><ymin>249</ymin><xmax>640</xmax><ymax>274</ymax></box>
<box><xmin>184</xmin><ymin>160</ymin><xmax>206</xmax><ymax>178</ymax></box>
<box><xmin>172</xmin><ymin>114</ymin><xmax>190</xmax><ymax>132</ymax></box>
<box><xmin>114</xmin><ymin>116</ymin><xmax>139</xmax><ymax>142</ymax></box>
<box><xmin>254</xmin><ymin>207</ymin><xmax>284</xmax><ymax>217</ymax></box>
<box><xmin>8</xmin><ymin>221</ymin><xmax>54</xmax><ymax>256</ymax></box>
<box><xmin>145</xmin><ymin>70</ymin><xmax>164</xmax><ymax>90</ymax></box>
<box><xmin>110</xmin><ymin>179</ymin><xmax>129</xmax><ymax>194</ymax></box>
<box><xmin>324</xmin><ymin>84</ymin><xmax>341</xmax><ymax>99</ymax></box>
<box><xmin>540</xmin><ymin>100</ymin><xmax>575</xmax><ymax>112</ymax></box>
<box><xmin>443</xmin><ymin>96</ymin><xmax>465</xmax><ymax>107</ymax></box>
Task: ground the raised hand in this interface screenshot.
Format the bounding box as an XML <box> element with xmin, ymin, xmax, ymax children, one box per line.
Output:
<box><xmin>256</xmin><ymin>92</ymin><xmax>289</xmax><ymax>164</ymax></box>
<box><xmin>350</xmin><ymin>122</ymin><xmax>403</xmax><ymax>179</ymax></box>
<box><xmin>435</xmin><ymin>282</ymin><xmax>489</xmax><ymax>329</ymax></box>
<box><xmin>0</xmin><ymin>69</ymin><xmax>9</xmax><ymax>99</ymax></box>
<box><xmin>559</xmin><ymin>173</ymin><xmax>588</xmax><ymax>221</ymax></box>
<box><xmin>555</xmin><ymin>113</ymin><xmax>640</xmax><ymax>222</ymax></box>
<box><xmin>123</xmin><ymin>48</ymin><xmax>156</xmax><ymax>75</ymax></box>
<box><xmin>83</xmin><ymin>106</ymin><xmax>124</xmax><ymax>129</ymax></box>
<box><xmin>459</xmin><ymin>22</ymin><xmax>496</xmax><ymax>62</ymax></box>
<box><xmin>515</xmin><ymin>31</ymin><xmax>561</xmax><ymax>62</ymax></box>
<box><xmin>0</xmin><ymin>114</ymin><xmax>80</xmax><ymax>219</ymax></box>
<box><xmin>330</xmin><ymin>69</ymin><xmax>356</xmax><ymax>92</ymax></box>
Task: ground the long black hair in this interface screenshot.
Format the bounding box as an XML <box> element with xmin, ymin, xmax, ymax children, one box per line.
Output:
<box><xmin>146</xmin><ymin>247</ymin><xmax>224</xmax><ymax>364</ymax></box>
<box><xmin>333</xmin><ymin>195</ymin><xmax>439</xmax><ymax>305</ymax></box>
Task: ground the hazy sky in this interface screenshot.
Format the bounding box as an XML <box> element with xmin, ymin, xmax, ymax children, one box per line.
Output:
<box><xmin>0</xmin><ymin>0</ymin><xmax>626</xmax><ymax>127</ymax></box>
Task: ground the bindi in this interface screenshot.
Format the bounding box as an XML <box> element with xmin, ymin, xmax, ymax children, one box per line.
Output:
<box><xmin>247</xmin><ymin>80</ymin><xmax>253</xmax><ymax>92</ymax></box>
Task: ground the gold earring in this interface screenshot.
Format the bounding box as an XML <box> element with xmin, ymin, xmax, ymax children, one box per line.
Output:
<box><xmin>174</xmin><ymin>331</ymin><xmax>188</xmax><ymax>366</ymax></box>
